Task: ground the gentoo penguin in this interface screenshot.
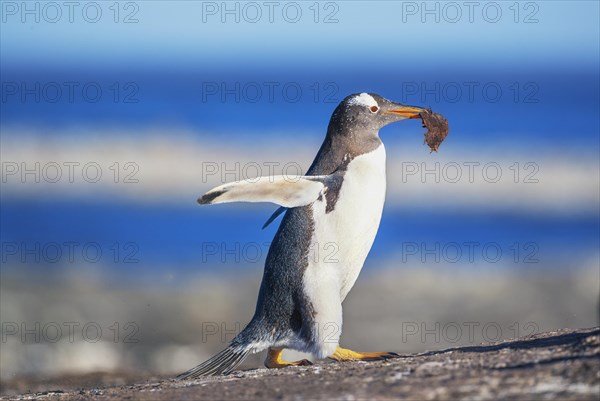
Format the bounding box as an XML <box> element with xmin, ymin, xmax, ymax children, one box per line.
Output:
<box><xmin>179</xmin><ymin>93</ymin><xmax>426</xmax><ymax>378</ymax></box>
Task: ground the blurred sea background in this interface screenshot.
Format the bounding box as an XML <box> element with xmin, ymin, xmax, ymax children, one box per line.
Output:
<box><xmin>0</xmin><ymin>0</ymin><xmax>598</xmax><ymax>392</ymax></box>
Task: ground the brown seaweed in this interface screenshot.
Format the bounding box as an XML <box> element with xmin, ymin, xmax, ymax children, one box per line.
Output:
<box><xmin>420</xmin><ymin>109</ymin><xmax>449</xmax><ymax>152</ymax></box>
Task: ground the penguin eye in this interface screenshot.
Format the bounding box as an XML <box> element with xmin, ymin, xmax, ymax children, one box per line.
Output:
<box><xmin>370</xmin><ymin>105</ymin><xmax>379</xmax><ymax>113</ymax></box>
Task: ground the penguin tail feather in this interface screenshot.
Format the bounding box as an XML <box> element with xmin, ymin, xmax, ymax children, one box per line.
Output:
<box><xmin>176</xmin><ymin>344</ymin><xmax>252</xmax><ymax>379</ymax></box>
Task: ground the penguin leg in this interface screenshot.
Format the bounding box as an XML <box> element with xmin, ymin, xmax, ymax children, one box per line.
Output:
<box><xmin>264</xmin><ymin>348</ymin><xmax>313</xmax><ymax>368</ymax></box>
<box><xmin>328</xmin><ymin>346</ymin><xmax>399</xmax><ymax>362</ymax></box>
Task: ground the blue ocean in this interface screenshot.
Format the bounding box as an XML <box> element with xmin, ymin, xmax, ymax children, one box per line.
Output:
<box><xmin>2</xmin><ymin>65</ymin><xmax>599</xmax><ymax>275</ymax></box>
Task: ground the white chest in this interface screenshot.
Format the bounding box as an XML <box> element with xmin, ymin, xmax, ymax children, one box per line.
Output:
<box><xmin>308</xmin><ymin>144</ymin><xmax>387</xmax><ymax>300</ymax></box>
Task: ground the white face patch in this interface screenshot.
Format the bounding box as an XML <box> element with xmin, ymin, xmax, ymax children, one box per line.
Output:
<box><xmin>347</xmin><ymin>93</ymin><xmax>378</xmax><ymax>110</ymax></box>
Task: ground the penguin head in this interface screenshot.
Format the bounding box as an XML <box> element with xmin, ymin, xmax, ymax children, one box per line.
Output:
<box><xmin>331</xmin><ymin>92</ymin><xmax>425</xmax><ymax>133</ymax></box>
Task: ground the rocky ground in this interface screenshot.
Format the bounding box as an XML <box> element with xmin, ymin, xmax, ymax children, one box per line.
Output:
<box><xmin>2</xmin><ymin>327</ymin><xmax>599</xmax><ymax>401</ymax></box>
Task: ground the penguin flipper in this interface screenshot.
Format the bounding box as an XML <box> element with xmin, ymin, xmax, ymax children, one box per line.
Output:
<box><xmin>262</xmin><ymin>206</ymin><xmax>287</xmax><ymax>229</ymax></box>
<box><xmin>198</xmin><ymin>175</ymin><xmax>329</xmax><ymax>208</ymax></box>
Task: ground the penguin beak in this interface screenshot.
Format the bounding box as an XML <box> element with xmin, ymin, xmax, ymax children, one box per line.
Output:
<box><xmin>384</xmin><ymin>105</ymin><xmax>425</xmax><ymax>119</ymax></box>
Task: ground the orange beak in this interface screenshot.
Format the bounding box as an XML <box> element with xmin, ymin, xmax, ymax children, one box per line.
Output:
<box><xmin>384</xmin><ymin>106</ymin><xmax>424</xmax><ymax>119</ymax></box>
